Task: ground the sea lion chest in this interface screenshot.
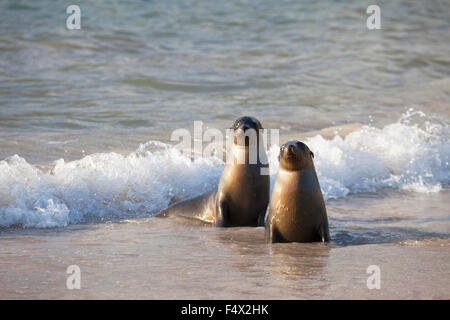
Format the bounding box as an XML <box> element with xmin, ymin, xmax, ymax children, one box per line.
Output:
<box><xmin>218</xmin><ymin>164</ymin><xmax>270</xmax><ymax>224</ymax></box>
<box><xmin>269</xmin><ymin>167</ymin><xmax>323</xmax><ymax>238</ymax></box>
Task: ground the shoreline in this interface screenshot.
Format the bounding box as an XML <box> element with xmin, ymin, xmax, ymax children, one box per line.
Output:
<box><xmin>1</xmin><ymin>188</ymin><xmax>448</xmax><ymax>299</ymax></box>
<box><xmin>0</xmin><ymin>219</ymin><xmax>448</xmax><ymax>300</ymax></box>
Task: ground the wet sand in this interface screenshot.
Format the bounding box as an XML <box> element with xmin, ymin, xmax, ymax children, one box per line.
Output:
<box><xmin>1</xmin><ymin>191</ymin><xmax>448</xmax><ymax>300</ymax></box>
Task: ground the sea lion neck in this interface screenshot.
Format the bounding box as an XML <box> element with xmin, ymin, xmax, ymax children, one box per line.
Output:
<box><xmin>279</xmin><ymin>158</ymin><xmax>313</xmax><ymax>172</ymax></box>
<box><xmin>229</xmin><ymin>140</ymin><xmax>266</xmax><ymax>165</ymax></box>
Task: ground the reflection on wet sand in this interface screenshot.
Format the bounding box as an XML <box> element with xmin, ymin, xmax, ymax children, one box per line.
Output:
<box><xmin>266</xmin><ymin>243</ymin><xmax>331</xmax><ymax>296</ymax></box>
<box><xmin>195</xmin><ymin>223</ymin><xmax>333</xmax><ymax>297</ymax></box>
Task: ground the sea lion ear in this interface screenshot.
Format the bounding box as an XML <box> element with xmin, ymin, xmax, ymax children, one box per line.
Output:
<box><xmin>255</xmin><ymin>119</ymin><xmax>263</xmax><ymax>130</ymax></box>
<box><xmin>310</xmin><ymin>151</ymin><xmax>314</xmax><ymax>159</ymax></box>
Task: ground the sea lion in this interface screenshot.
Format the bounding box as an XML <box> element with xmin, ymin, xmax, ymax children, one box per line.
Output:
<box><xmin>157</xmin><ymin>116</ymin><xmax>270</xmax><ymax>227</ymax></box>
<box><xmin>266</xmin><ymin>140</ymin><xmax>330</xmax><ymax>243</ymax></box>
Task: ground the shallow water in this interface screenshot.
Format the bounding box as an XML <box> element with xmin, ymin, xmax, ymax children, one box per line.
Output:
<box><xmin>0</xmin><ymin>210</ymin><xmax>448</xmax><ymax>299</ymax></box>
<box><xmin>0</xmin><ymin>0</ymin><xmax>449</xmax><ymax>299</ymax></box>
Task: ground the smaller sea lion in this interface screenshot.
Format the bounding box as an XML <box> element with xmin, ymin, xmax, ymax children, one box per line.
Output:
<box><xmin>266</xmin><ymin>141</ymin><xmax>330</xmax><ymax>243</ymax></box>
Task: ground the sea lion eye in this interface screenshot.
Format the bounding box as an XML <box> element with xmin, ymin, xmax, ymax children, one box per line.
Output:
<box><xmin>310</xmin><ymin>151</ymin><xmax>314</xmax><ymax>158</ymax></box>
<box><xmin>231</xmin><ymin>121</ymin><xmax>240</xmax><ymax>129</ymax></box>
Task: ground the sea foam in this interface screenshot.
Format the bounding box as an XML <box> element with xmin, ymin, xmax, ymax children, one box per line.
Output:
<box><xmin>304</xmin><ymin>110</ymin><xmax>449</xmax><ymax>199</ymax></box>
<box><xmin>0</xmin><ymin>111</ymin><xmax>448</xmax><ymax>228</ymax></box>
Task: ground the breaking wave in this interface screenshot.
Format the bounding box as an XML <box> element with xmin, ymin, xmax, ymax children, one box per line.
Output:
<box><xmin>0</xmin><ymin>110</ymin><xmax>448</xmax><ymax>228</ymax></box>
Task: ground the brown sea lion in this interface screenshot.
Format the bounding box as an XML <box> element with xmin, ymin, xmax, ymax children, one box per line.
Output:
<box><xmin>157</xmin><ymin>116</ymin><xmax>270</xmax><ymax>227</ymax></box>
<box><xmin>266</xmin><ymin>140</ymin><xmax>330</xmax><ymax>243</ymax></box>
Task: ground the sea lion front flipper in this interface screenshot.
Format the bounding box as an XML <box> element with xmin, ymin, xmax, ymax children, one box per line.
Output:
<box><xmin>267</xmin><ymin>224</ymin><xmax>282</xmax><ymax>243</ymax></box>
<box><xmin>265</xmin><ymin>225</ymin><xmax>273</xmax><ymax>243</ymax></box>
<box><xmin>257</xmin><ymin>209</ymin><xmax>267</xmax><ymax>227</ymax></box>
<box><xmin>319</xmin><ymin>221</ymin><xmax>330</xmax><ymax>242</ymax></box>
<box><xmin>214</xmin><ymin>200</ymin><xmax>229</xmax><ymax>227</ymax></box>
<box><xmin>272</xmin><ymin>227</ymin><xmax>283</xmax><ymax>243</ymax></box>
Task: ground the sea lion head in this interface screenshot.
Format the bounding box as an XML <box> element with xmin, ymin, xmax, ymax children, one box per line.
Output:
<box><xmin>278</xmin><ymin>140</ymin><xmax>314</xmax><ymax>171</ymax></box>
<box><xmin>230</xmin><ymin>116</ymin><xmax>263</xmax><ymax>147</ymax></box>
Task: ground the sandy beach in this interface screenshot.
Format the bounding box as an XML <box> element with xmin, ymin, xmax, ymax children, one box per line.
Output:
<box><xmin>1</xmin><ymin>202</ymin><xmax>448</xmax><ymax>299</ymax></box>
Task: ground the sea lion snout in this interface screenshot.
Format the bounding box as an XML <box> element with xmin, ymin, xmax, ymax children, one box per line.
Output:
<box><xmin>286</xmin><ymin>145</ymin><xmax>297</xmax><ymax>156</ymax></box>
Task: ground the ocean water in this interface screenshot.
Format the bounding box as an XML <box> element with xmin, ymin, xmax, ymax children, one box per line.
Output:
<box><xmin>0</xmin><ymin>110</ymin><xmax>449</xmax><ymax>231</ymax></box>
<box><xmin>0</xmin><ymin>0</ymin><xmax>449</xmax><ymax>299</ymax></box>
